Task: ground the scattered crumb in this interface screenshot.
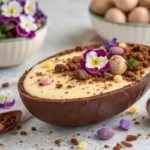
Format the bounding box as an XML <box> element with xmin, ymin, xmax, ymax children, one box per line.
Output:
<box><xmin>1</xmin><ymin>82</ymin><xmax>9</xmax><ymax>88</ymax></box>
<box><xmin>31</xmin><ymin>127</ymin><xmax>37</xmax><ymax>131</ymax></box>
<box><xmin>126</xmin><ymin>135</ymin><xmax>139</xmax><ymax>141</ymax></box>
<box><xmin>121</xmin><ymin>141</ymin><xmax>133</xmax><ymax>147</ymax></box>
<box><xmin>104</xmin><ymin>145</ymin><xmax>109</xmax><ymax>148</ymax></box>
<box><xmin>135</xmin><ymin>121</ymin><xmax>140</xmax><ymax>125</ymax></box>
<box><xmin>56</xmin><ymin>84</ymin><xmax>63</xmax><ymax>89</ymax></box>
<box><xmin>17</xmin><ymin>125</ymin><xmax>22</xmax><ymax>130</ymax></box>
<box><xmin>20</xmin><ymin>131</ymin><xmax>27</xmax><ymax>136</ymax></box>
<box><xmin>55</xmin><ymin>139</ymin><xmax>62</xmax><ymax>147</ymax></box>
<box><xmin>0</xmin><ymin>144</ymin><xmax>4</xmax><ymax>147</ymax></box>
<box><xmin>10</xmin><ymin>132</ymin><xmax>18</xmax><ymax>135</ymax></box>
<box><xmin>70</xmin><ymin>146</ymin><xmax>74</xmax><ymax>149</ymax></box>
<box><xmin>113</xmin><ymin>143</ymin><xmax>122</xmax><ymax>150</ymax></box>
<box><xmin>71</xmin><ymin>138</ymin><xmax>79</xmax><ymax>146</ymax></box>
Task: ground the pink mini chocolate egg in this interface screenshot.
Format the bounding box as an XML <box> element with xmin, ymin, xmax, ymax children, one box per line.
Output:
<box><xmin>109</xmin><ymin>47</ymin><xmax>124</xmax><ymax>56</ymax></box>
<box><xmin>139</xmin><ymin>0</ymin><xmax>150</xmax><ymax>9</ymax></box>
<box><xmin>105</xmin><ymin>8</ymin><xmax>126</xmax><ymax>23</ymax></box>
<box><xmin>91</xmin><ymin>0</ymin><xmax>114</xmax><ymax>15</ymax></box>
<box><xmin>115</xmin><ymin>0</ymin><xmax>139</xmax><ymax>12</ymax></box>
<box><xmin>128</xmin><ymin>7</ymin><xmax>150</xmax><ymax>23</ymax></box>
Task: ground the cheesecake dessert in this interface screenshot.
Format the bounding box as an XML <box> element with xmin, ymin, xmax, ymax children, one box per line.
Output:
<box><xmin>18</xmin><ymin>38</ymin><xmax>150</xmax><ymax>126</ymax></box>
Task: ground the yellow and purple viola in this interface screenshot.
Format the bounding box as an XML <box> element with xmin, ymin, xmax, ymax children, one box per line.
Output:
<box><xmin>0</xmin><ymin>90</ymin><xmax>15</xmax><ymax>108</ymax></box>
<box><xmin>80</xmin><ymin>49</ymin><xmax>110</xmax><ymax>73</ymax></box>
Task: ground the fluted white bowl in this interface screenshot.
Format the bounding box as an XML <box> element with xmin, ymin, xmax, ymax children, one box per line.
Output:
<box><xmin>89</xmin><ymin>9</ymin><xmax>150</xmax><ymax>46</ymax></box>
<box><xmin>0</xmin><ymin>23</ymin><xmax>47</xmax><ymax>67</ymax></box>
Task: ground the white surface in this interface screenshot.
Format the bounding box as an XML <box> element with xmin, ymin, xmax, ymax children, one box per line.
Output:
<box><xmin>0</xmin><ymin>25</ymin><xmax>47</xmax><ymax>67</ymax></box>
<box><xmin>0</xmin><ymin>0</ymin><xmax>150</xmax><ymax>150</ymax></box>
<box><xmin>90</xmin><ymin>12</ymin><xmax>150</xmax><ymax>46</ymax></box>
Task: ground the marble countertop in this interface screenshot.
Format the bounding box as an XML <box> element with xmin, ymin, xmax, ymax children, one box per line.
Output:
<box><xmin>1</xmin><ymin>0</ymin><xmax>150</xmax><ymax>150</ymax></box>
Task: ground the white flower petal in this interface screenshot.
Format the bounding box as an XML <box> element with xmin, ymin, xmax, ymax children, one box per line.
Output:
<box><xmin>31</xmin><ymin>23</ymin><xmax>37</xmax><ymax>31</ymax></box>
<box><xmin>1</xmin><ymin>3</ymin><xmax>8</xmax><ymax>11</ymax></box>
<box><xmin>2</xmin><ymin>11</ymin><xmax>11</xmax><ymax>17</ymax></box>
<box><xmin>86</xmin><ymin>51</ymin><xmax>97</xmax><ymax>63</ymax></box>
<box><xmin>97</xmin><ymin>57</ymin><xmax>108</xmax><ymax>69</ymax></box>
<box><xmin>28</xmin><ymin>15</ymin><xmax>35</xmax><ymax>22</ymax></box>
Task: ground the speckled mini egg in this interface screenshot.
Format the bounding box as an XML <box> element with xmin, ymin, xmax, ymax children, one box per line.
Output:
<box><xmin>139</xmin><ymin>0</ymin><xmax>150</xmax><ymax>9</ymax></box>
<box><xmin>109</xmin><ymin>47</ymin><xmax>124</xmax><ymax>56</ymax></box>
<box><xmin>115</xmin><ymin>0</ymin><xmax>139</xmax><ymax>12</ymax></box>
<box><xmin>128</xmin><ymin>7</ymin><xmax>150</xmax><ymax>23</ymax></box>
<box><xmin>105</xmin><ymin>8</ymin><xmax>126</xmax><ymax>23</ymax></box>
<box><xmin>91</xmin><ymin>0</ymin><xmax>114</xmax><ymax>15</ymax></box>
<box><xmin>109</xmin><ymin>55</ymin><xmax>128</xmax><ymax>75</ymax></box>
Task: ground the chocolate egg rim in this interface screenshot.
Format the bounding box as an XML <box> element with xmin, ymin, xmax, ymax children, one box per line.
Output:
<box><xmin>18</xmin><ymin>44</ymin><xmax>150</xmax><ymax>103</ymax></box>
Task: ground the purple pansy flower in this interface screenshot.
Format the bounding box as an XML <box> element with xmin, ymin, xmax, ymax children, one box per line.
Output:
<box><xmin>0</xmin><ymin>90</ymin><xmax>15</xmax><ymax>108</ymax></box>
<box><xmin>80</xmin><ymin>49</ymin><xmax>110</xmax><ymax>73</ymax></box>
<box><xmin>102</xmin><ymin>38</ymin><xmax>118</xmax><ymax>49</ymax></box>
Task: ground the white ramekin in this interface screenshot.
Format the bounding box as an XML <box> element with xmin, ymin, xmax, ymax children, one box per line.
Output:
<box><xmin>89</xmin><ymin>9</ymin><xmax>150</xmax><ymax>46</ymax></box>
<box><xmin>0</xmin><ymin>24</ymin><xmax>47</xmax><ymax>67</ymax></box>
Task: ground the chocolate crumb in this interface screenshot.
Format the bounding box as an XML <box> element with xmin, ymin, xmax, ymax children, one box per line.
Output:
<box><xmin>135</xmin><ymin>121</ymin><xmax>140</xmax><ymax>125</ymax></box>
<box><xmin>20</xmin><ymin>131</ymin><xmax>27</xmax><ymax>136</ymax></box>
<box><xmin>126</xmin><ymin>135</ymin><xmax>139</xmax><ymax>141</ymax></box>
<box><xmin>31</xmin><ymin>127</ymin><xmax>36</xmax><ymax>131</ymax></box>
<box><xmin>55</xmin><ymin>64</ymin><xmax>68</xmax><ymax>73</ymax></box>
<box><xmin>10</xmin><ymin>132</ymin><xmax>18</xmax><ymax>135</ymax></box>
<box><xmin>70</xmin><ymin>146</ymin><xmax>74</xmax><ymax>149</ymax></box>
<box><xmin>55</xmin><ymin>139</ymin><xmax>62</xmax><ymax>147</ymax></box>
<box><xmin>142</xmin><ymin>117</ymin><xmax>145</xmax><ymax>119</ymax></box>
<box><xmin>0</xmin><ymin>144</ymin><xmax>4</xmax><ymax>147</ymax></box>
<box><xmin>66</xmin><ymin>85</ymin><xmax>73</xmax><ymax>88</ymax></box>
<box><xmin>1</xmin><ymin>82</ymin><xmax>9</xmax><ymax>88</ymax></box>
<box><xmin>104</xmin><ymin>145</ymin><xmax>109</xmax><ymax>148</ymax></box>
<box><xmin>113</xmin><ymin>143</ymin><xmax>122</xmax><ymax>150</ymax></box>
<box><xmin>121</xmin><ymin>141</ymin><xmax>133</xmax><ymax>147</ymax></box>
<box><xmin>17</xmin><ymin>125</ymin><xmax>21</xmax><ymax>130</ymax></box>
<box><xmin>56</xmin><ymin>84</ymin><xmax>63</xmax><ymax>89</ymax></box>
<box><xmin>74</xmin><ymin>69</ymin><xmax>89</xmax><ymax>80</ymax></box>
<box><xmin>71</xmin><ymin>138</ymin><xmax>79</xmax><ymax>146</ymax></box>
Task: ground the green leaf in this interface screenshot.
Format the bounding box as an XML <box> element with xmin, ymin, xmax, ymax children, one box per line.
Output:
<box><xmin>0</xmin><ymin>30</ymin><xmax>6</xmax><ymax>40</ymax></box>
<box><xmin>127</xmin><ymin>58</ymin><xmax>139</xmax><ymax>67</ymax></box>
<box><xmin>0</xmin><ymin>10</ymin><xmax>2</xmax><ymax>15</ymax></box>
<box><xmin>0</xmin><ymin>24</ymin><xmax>13</xmax><ymax>32</ymax></box>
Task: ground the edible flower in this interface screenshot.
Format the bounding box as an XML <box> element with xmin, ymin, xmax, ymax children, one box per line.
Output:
<box><xmin>1</xmin><ymin>1</ymin><xmax>22</xmax><ymax>17</ymax></box>
<box><xmin>38</xmin><ymin>78</ymin><xmax>51</xmax><ymax>86</ymax></box>
<box><xmin>0</xmin><ymin>90</ymin><xmax>15</xmax><ymax>108</ymax></box>
<box><xmin>24</xmin><ymin>0</ymin><xmax>36</xmax><ymax>16</ymax></box>
<box><xmin>80</xmin><ymin>49</ymin><xmax>110</xmax><ymax>73</ymax></box>
<box><xmin>17</xmin><ymin>15</ymin><xmax>37</xmax><ymax>38</ymax></box>
<box><xmin>120</xmin><ymin>119</ymin><xmax>132</xmax><ymax>131</ymax></box>
<box><xmin>102</xmin><ymin>38</ymin><xmax>118</xmax><ymax>50</ymax></box>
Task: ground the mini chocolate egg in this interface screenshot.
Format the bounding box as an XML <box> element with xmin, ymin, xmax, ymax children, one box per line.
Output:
<box><xmin>109</xmin><ymin>55</ymin><xmax>128</xmax><ymax>75</ymax></box>
<box><xmin>105</xmin><ymin>8</ymin><xmax>126</xmax><ymax>23</ymax></box>
<box><xmin>115</xmin><ymin>0</ymin><xmax>139</xmax><ymax>12</ymax></box>
<box><xmin>139</xmin><ymin>0</ymin><xmax>150</xmax><ymax>9</ymax></box>
<box><xmin>128</xmin><ymin>7</ymin><xmax>150</xmax><ymax>24</ymax></box>
<box><xmin>109</xmin><ymin>47</ymin><xmax>124</xmax><ymax>56</ymax></box>
<box><xmin>91</xmin><ymin>0</ymin><xmax>114</xmax><ymax>15</ymax></box>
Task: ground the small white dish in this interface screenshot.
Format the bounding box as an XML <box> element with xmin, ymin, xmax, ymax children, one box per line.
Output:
<box><xmin>0</xmin><ymin>23</ymin><xmax>47</xmax><ymax>67</ymax></box>
<box><xmin>89</xmin><ymin>9</ymin><xmax>150</xmax><ymax>46</ymax></box>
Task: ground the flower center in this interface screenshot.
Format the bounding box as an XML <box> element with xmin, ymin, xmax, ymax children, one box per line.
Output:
<box><xmin>26</xmin><ymin>4</ymin><xmax>32</xmax><ymax>10</ymax></box>
<box><xmin>8</xmin><ymin>7</ymin><xmax>16</xmax><ymax>14</ymax></box>
<box><xmin>92</xmin><ymin>58</ymin><xmax>101</xmax><ymax>67</ymax></box>
<box><xmin>25</xmin><ymin>23</ymin><xmax>30</xmax><ymax>28</ymax></box>
<box><xmin>2</xmin><ymin>96</ymin><xmax>8</xmax><ymax>101</ymax></box>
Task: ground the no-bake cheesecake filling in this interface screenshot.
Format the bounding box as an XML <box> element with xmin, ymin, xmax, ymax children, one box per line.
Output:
<box><xmin>23</xmin><ymin>43</ymin><xmax>150</xmax><ymax>100</ymax></box>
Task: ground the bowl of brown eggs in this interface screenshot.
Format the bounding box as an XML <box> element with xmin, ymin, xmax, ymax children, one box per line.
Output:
<box><xmin>89</xmin><ymin>0</ymin><xmax>150</xmax><ymax>46</ymax></box>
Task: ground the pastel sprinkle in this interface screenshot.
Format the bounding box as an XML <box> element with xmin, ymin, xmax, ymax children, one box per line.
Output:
<box><xmin>120</xmin><ymin>119</ymin><xmax>132</xmax><ymax>131</ymax></box>
<box><xmin>118</xmin><ymin>42</ymin><xmax>127</xmax><ymax>49</ymax></box>
<box><xmin>42</xmin><ymin>61</ymin><xmax>54</xmax><ymax>69</ymax></box>
<box><xmin>130</xmin><ymin>106</ymin><xmax>138</xmax><ymax>114</ymax></box>
<box><xmin>78</xmin><ymin>142</ymin><xmax>88</xmax><ymax>149</ymax></box>
<box><xmin>38</xmin><ymin>78</ymin><xmax>51</xmax><ymax>86</ymax></box>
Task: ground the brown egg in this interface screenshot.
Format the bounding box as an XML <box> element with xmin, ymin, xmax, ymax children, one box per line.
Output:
<box><xmin>115</xmin><ymin>0</ymin><xmax>139</xmax><ymax>12</ymax></box>
<box><xmin>109</xmin><ymin>55</ymin><xmax>128</xmax><ymax>75</ymax></box>
<box><xmin>128</xmin><ymin>7</ymin><xmax>150</xmax><ymax>23</ymax></box>
<box><xmin>91</xmin><ymin>0</ymin><xmax>114</xmax><ymax>15</ymax></box>
<box><xmin>105</xmin><ymin>8</ymin><xmax>126</xmax><ymax>23</ymax></box>
<box><xmin>139</xmin><ymin>0</ymin><xmax>150</xmax><ymax>9</ymax></box>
